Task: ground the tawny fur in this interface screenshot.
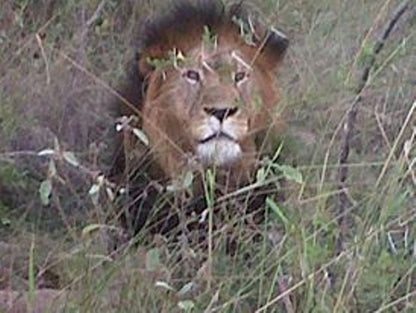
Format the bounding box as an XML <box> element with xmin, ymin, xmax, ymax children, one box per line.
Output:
<box><xmin>121</xmin><ymin>0</ymin><xmax>288</xmax><ymax>189</ymax></box>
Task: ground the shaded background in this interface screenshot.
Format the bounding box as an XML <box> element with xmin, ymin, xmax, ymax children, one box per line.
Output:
<box><xmin>0</xmin><ymin>0</ymin><xmax>415</xmax><ymax>311</ymax></box>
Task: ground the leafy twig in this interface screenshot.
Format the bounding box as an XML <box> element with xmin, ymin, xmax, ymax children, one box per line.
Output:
<box><xmin>336</xmin><ymin>0</ymin><xmax>410</xmax><ymax>253</ymax></box>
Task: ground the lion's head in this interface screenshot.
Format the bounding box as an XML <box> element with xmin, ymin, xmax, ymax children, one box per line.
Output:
<box><xmin>126</xmin><ymin>1</ymin><xmax>288</xmax><ymax>187</ymax></box>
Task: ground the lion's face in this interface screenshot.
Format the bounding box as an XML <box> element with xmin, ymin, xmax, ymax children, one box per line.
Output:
<box><xmin>137</xmin><ymin>2</ymin><xmax>288</xmax><ymax>183</ymax></box>
<box><xmin>143</xmin><ymin>45</ymin><xmax>282</xmax><ymax>182</ymax></box>
<box><xmin>173</xmin><ymin>49</ymin><xmax>256</xmax><ymax>167</ymax></box>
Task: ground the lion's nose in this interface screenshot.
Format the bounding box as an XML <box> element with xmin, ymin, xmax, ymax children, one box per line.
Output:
<box><xmin>204</xmin><ymin>107</ymin><xmax>238</xmax><ymax>122</ymax></box>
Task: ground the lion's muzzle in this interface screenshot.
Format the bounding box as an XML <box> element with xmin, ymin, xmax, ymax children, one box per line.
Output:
<box><xmin>193</xmin><ymin>104</ymin><xmax>249</xmax><ymax>166</ymax></box>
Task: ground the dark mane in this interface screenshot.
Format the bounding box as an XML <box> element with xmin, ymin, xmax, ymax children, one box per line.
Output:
<box><xmin>111</xmin><ymin>1</ymin><xmax>248</xmax><ymax>180</ymax></box>
<box><xmin>119</xmin><ymin>1</ymin><xmax>242</xmax><ymax>116</ymax></box>
<box><xmin>137</xmin><ymin>0</ymin><xmax>288</xmax><ymax>73</ymax></box>
<box><xmin>110</xmin><ymin>0</ymin><xmax>289</xmax><ymax>236</ymax></box>
<box><xmin>138</xmin><ymin>0</ymin><xmax>256</xmax><ymax>53</ymax></box>
<box><xmin>141</xmin><ymin>0</ymin><xmax>230</xmax><ymax>50</ymax></box>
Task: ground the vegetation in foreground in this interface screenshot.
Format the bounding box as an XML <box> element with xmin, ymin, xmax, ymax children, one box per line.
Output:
<box><xmin>0</xmin><ymin>0</ymin><xmax>415</xmax><ymax>312</ymax></box>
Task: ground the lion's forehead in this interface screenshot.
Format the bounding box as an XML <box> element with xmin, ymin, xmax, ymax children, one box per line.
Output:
<box><xmin>185</xmin><ymin>47</ymin><xmax>252</xmax><ymax>72</ymax></box>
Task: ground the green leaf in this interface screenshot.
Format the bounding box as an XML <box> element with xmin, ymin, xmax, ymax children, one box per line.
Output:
<box><xmin>88</xmin><ymin>184</ymin><xmax>100</xmax><ymax>206</ymax></box>
<box><xmin>178</xmin><ymin>282</ymin><xmax>194</xmax><ymax>296</ymax></box>
<box><xmin>203</xmin><ymin>25</ymin><xmax>217</xmax><ymax>49</ymax></box>
<box><xmin>146</xmin><ymin>56</ymin><xmax>172</xmax><ymax>70</ymax></box>
<box><xmin>205</xmin><ymin>169</ymin><xmax>216</xmax><ymax>207</ymax></box>
<box><xmin>132</xmin><ymin>128</ymin><xmax>149</xmax><ymax>146</ymax></box>
<box><xmin>81</xmin><ymin>223</ymin><xmax>103</xmax><ymax>237</ymax></box>
<box><xmin>276</xmin><ymin>165</ymin><xmax>303</xmax><ymax>184</ymax></box>
<box><xmin>178</xmin><ymin>300</ymin><xmax>195</xmax><ymax>312</ymax></box>
<box><xmin>266</xmin><ymin>197</ymin><xmax>289</xmax><ymax>225</ymax></box>
<box><xmin>1</xmin><ymin>218</ymin><xmax>11</xmax><ymax>226</ymax></box>
<box><xmin>256</xmin><ymin>167</ymin><xmax>266</xmax><ymax>184</ymax></box>
<box><xmin>166</xmin><ymin>183</ymin><xmax>178</xmax><ymax>193</ymax></box>
<box><xmin>39</xmin><ymin>179</ymin><xmax>52</xmax><ymax>206</ymax></box>
<box><xmin>53</xmin><ymin>137</ymin><xmax>60</xmax><ymax>152</ymax></box>
<box><xmin>105</xmin><ymin>187</ymin><xmax>115</xmax><ymax>201</ymax></box>
<box><xmin>37</xmin><ymin>149</ymin><xmax>54</xmax><ymax>156</ymax></box>
<box><xmin>48</xmin><ymin>159</ymin><xmax>57</xmax><ymax>177</ymax></box>
<box><xmin>145</xmin><ymin>248</ymin><xmax>160</xmax><ymax>272</ymax></box>
<box><xmin>358</xmin><ymin>42</ymin><xmax>374</xmax><ymax>67</ymax></box>
<box><xmin>28</xmin><ymin>238</ymin><xmax>36</xmax><ymax>305</ymax></box>
<box><xmin>63</xmin><ymin>151</ymin><xmax>79</xmax><ymax>167</ymax></box>
<box><xmin>183</xmin><ymin>170</ymin><xmax>194</xmax><ymax>189</ymax></box>
<box><xmin>155</xmin><ymin>281</ymin><xmax>175</xmax><ymax>292</ymax></box>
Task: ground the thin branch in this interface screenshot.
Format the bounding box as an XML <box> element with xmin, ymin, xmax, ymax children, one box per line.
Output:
<box><xmin>74</xmin><ymin>0</ymin><xmax>107</xmax><ymax>73</ymax></box>
<box><xmin>278</xmin><ymin>276</ymin><xmax>295</xmax><ymax>313</ymax></box>
<box><xmin>83</xmin><ymin>0</ymin><xmax>107</xmax><ymax>37</ymax></box>
<box><xmin>35</xmin><ymin>33</ymin><xmax>50</xmax><ymax>85</ymax></box>
<box><xmin>336</xmin><ymin>0</ymin><xmax>410</xmax><ymax>253</ymax></box>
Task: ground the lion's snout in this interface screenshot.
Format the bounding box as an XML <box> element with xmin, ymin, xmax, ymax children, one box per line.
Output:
<box><xmin>193</xmin><ymin>110</ymin><xmax>249</xmax><ymax>167</ymax></box>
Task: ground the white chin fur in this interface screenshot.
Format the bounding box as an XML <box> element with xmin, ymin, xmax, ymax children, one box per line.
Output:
<box><xmin>196</xmin><ymin>139</ymin><xmax>242</xmax><ymax>166</ymax></box>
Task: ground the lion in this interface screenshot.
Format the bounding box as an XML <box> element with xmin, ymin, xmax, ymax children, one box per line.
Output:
<box><xmin>113</xmin><ymin>0</ymin><xmax>289</xmax><ymax>235</ymax></box>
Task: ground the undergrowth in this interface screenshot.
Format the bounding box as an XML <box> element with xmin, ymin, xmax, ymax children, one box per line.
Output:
<box><xmin>0</xmin><ymin>0</ymin><xmax>415</xmax><ymax>312</ymax></box>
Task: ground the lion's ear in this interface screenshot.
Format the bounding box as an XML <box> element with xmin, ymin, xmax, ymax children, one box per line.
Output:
<box><xmin>261</xmin><ymin>28</ymin><xmax>289</xmax><ymax>67</ymax></box>
<box><xmin>227</xmin><ymin>2</ymin><xmax>288</xmax><ymax>67</ymax></box>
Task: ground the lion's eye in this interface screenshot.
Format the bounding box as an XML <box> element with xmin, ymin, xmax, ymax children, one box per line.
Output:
<box><xmin>184</xmin><ymin>70</ymin><xmax>200</xmax><ymax>83</ymax></box>
<box><xmin>234</xmin><ymin>72</ymin><xmax>247</xmax><ymax>83</ymax></box>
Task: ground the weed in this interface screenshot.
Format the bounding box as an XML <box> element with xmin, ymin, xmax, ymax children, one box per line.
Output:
<box><xmin>0</xmin><ymin>0</ymin><xmax>415</xmax><ymax>312</ymax></box>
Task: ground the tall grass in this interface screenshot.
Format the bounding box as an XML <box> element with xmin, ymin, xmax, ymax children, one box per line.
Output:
<box><xmin>0</xmin><ymin>0</ymin><xmax>415</xmax><ymax>312</ymax></box>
